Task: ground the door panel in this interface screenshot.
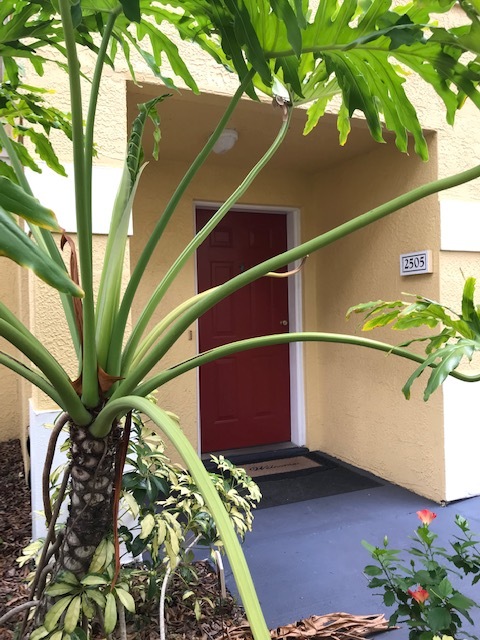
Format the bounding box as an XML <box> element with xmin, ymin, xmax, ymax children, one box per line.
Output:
<box><xmin>196</xmin><ymin>208</ymin><xmax>291</xmax><ymax>452</ymax></box>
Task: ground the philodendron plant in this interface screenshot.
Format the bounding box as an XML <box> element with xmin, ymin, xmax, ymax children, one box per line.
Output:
<box><xmin>2</xmin><ymin>1</ymin><xmax>480</xmax><ymax>638</ymax></box>
<box><xmin>348</xmin><ymin>277</ymin><xmax>480</xmax><ymax>400</ymax></box>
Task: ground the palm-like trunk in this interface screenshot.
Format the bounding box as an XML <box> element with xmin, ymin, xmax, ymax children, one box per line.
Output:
<box><xmin>58</xmin><ymin>421</ymin><xmax>120</xmax><ymax>575</ymax></box>
<box><xmin>35</xmin><ymin>418</ymin><xmax>121</xmax><ymax>625</ymax></box>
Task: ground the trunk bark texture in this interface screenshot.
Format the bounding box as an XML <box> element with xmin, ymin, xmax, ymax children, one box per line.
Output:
<box><xmin>35</xmin><ymin>418</ymin><xmax>122</xmax><ymax>627</ymax></box>
<box><xmin>57</xmin><ymin>420</ymin><xmax>121</xmax><ymax>575</ymax></box>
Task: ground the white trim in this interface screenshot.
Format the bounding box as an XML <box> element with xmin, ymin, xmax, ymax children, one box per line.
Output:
<box><xmin>286</xmin><ymin>210</ymin><xmax>306</xmax><ymax>447</ymax></box>
<box><xmin>28</xmin><ymin>402</ymin><xmax>65</xmax><ymax>540</ymax></box>
<box><xmin>193</xmin><ymin>202</ymin><xmax>306</xmax><ymax>453</ymax></box>
<box><xmin>25</xmin><ymin>163</ymin><xmax>132</xmax><ymax>235</ymax></box>
<box><xmin>441</xmin><ymin>199</ymin><xmax>480</xmax><ymax>252</ymax></box>
<box><xmin>443</xmin><ymin>377</ymin><xmax>480</xmax><ymax>501</ymax></box>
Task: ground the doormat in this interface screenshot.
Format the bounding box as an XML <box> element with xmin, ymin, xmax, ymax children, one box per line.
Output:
<box><xmin>242</xmin><ymin>456</ymin><xmax>322</xmax><ymax>478</ymax></box>
<box><xmin>245</xmin><ymin>453</ymin><xmax>382</xmax><ymax>509</ymax></box>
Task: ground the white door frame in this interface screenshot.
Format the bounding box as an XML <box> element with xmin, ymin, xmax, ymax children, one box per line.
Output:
<box><xmin>193</xmin><ymin>201</ymin><xmax>306</xmax><ymax>452</ymax></box>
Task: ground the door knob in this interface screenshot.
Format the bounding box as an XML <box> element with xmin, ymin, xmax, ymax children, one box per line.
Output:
<box><xmin>280</xmin><ymin>320</ymin><xmax>288</xmax><ymax>326</ymax></box>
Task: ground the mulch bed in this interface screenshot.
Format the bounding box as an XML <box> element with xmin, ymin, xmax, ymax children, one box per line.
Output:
<box><xmin>0</xmin><ymin>439</ymin><xmax>391</xmax><ymax>640</ymax></box>
<box><xmin>0</xmin><ymin>440</ymin><xmax>246</xmax><ymax>640</ymax></box>
<box><xmin>0</xmin><ymin>439</ymin><xmax>31</xmax><ymax>640</ymax></box>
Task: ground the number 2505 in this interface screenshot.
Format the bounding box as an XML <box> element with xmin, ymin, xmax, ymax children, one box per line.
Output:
<box><xmin>403</xmin><ymin>255</ymin><xmax>425</xmax><ymax>271</ymax></box>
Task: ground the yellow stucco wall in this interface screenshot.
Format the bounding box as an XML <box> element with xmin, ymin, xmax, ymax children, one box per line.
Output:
<box><xmin>308</xmin><ymin>137</ymin><xmax>445</xmax><ymax>499</ymax></box>
<box><xmin>0</xmin><ymin>259</ymin><xmax>25</xmax><ymax>440</ymax></box>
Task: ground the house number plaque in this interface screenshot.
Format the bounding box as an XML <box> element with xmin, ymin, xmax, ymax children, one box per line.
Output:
<box><xmin>400</xmin><ymin>250</ymin><xmax>433</xmax><ymax>276</ymax></box>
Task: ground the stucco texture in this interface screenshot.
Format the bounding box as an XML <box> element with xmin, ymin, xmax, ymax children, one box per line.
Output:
<box><xmin>0</xmin><ymin>259</ymin><xmax>25</xmax><ymax>440</ymax></box>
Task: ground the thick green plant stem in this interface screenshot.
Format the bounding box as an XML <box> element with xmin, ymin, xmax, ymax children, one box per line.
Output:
<box><xmin>0</xmin><ymin>123</ymin><xmax>80</xmax><ymax>358</ymax></box>
<box><xmin>106</xmin><ymin>69</ymin><xmax>256</xmax><ymax>376</ymax></box>
<box><xmin>84</xmin><ymin>8</ymin><xmax>120</xmax><ymax>183</ymax></box>
<box><xmin>129</xmin><ymin>289</ymin><xmax>215</xmax><ymax>371</ymax></box>
<box><xmin>120</xmin><ymin>106</ymin><xmax>292</xmax><ymax>375</ymax></box>
<box><xmin>0</xmin><ymin>320</ymin><xmax>90</xmax><ymax>424</ymax></box>
<box><xmin>83</xmin><ymin>9</ymin><xmax>120</xmax><ymax>348</ymax></box>
<box><xmin>0</xmin><ymin>352</ymin><xmax>64</xmax><ymax>406</ymax></box>
<box><xmin>90</xmin><ymin>397</ymin><xmax>270</xmax><ymax>640</ymax></box>
<box><xmin>112</xmin><ymin>161</ymin><xmax>480</xmax><ymax>398</ymax></box>
<box><xmin>132</xmin><ymin>332</ymin><xmax>480</xmax><ymax>397</ymax></box>
<box><xmin>58</xmin><ymin>0</ymin><xmax>98</xmax><ymax>407</ymax></box>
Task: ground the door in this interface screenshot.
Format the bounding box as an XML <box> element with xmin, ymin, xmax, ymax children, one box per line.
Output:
<box><xmin>196</xmin><ymin>208</ymin><xmax>291</xmax><ymax>452</ymax></box>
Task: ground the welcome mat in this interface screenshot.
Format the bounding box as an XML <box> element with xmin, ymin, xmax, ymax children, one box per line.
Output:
<box><xmin>243</xmin><ymin>452</ymin><xmax>382</xmax><ymax>509</ymax></box>
<box><xmin>242</xmin><ymin>456</ymin><xmax>322</xmax><ymax>478</ymax></box>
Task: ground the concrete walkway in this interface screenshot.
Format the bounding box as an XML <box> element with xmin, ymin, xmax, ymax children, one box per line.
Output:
<box><xmin>225</xmin><ymin>481</ymin><xmax>480</xmax><ymax>638</ymax></box>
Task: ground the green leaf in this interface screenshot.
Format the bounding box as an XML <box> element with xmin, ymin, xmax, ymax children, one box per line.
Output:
<box><xmin>461</xmin><ymin>276</ymin><xmax>480</xmax><ymax>334</ymax></box>
<box><xmin>364</xmin><ymin>564</ymin><xmax>383</xmax><ymax>576</ymax></box>
<box><xmin>423</xmin><ymin>342</ymin><xmax>474</xmax><ymax>400</ymax></box>
<box><xmin>88</xmin><ymin>538</ymin><xmax>109</xmax><ymax>574</ymax></box>
<box><xmin>22</xmin><ymin>130</ymin><xmax>67</xmax><ymax>177</ymax></box>
<box><xmin>223</xmin><ymin>0</ymin><xmax>272</xmax><ymax>85</ymax></box>
<box><xmin>361</xmin><ymin>540</ymin><xmax>377</xmax><ymax>554</ymax></box>
<box><xmin>120</xmin><ymin>0</ymin><xmax>141</xmax><ymax>22</ymax></box>
<box><xmin>46</xmin><ymin>581</ymin><xmax>77</xmax><ymax>597</ymax></box>
<box><xmin>104</xmin><ymin>592</ymin><xmax>118</xmax><ymax>634</ymax></box>
<box><xmin>44</xmin><ymin>595</ymin><xmax>74</xmax><ymax>632</ymax></box>
<box><xmin>81</xmin><ymin>574</ymin><xmax>109</xmax><ymax>586</ymax></box>
<box><xmin>64</xmin><ymin>596</ymin><xmax>82</xmax><ymax>634</ymax></box>
<box><xmin>271</xmin><ymin>0</ymin><xmax>302</xmax><ymax>57</ymax></box>
<box><xmin>0</xmin><ymin>177</ymin><xmax>61</xmax><ymax>231</ymax></box>
<box><xmin>81</xmin><ymin>593</ymin><xmax>95</xmax><ymax>619</ymax></box>
<box><xmin>85</xmin><ymin>589</ymin><xmax>106</xmax><ymax>608</ymax></box>
<box><xmin>384</xmin><ymin>590</ymin><xmax>396</xmax><ymax>606</ymax></box>
<box><xmin>29</xmin><ymin>628</ymin><xmax>50</xmax><ymax>640</ymax></box>
<box><xmin>275</xmin><ymin>55</ymin><xmax>304</xmax><ymax>97</ymax></box>
<box><xmin>426</xmin><ymin>606</ymin><xmax>452</xmax><ymax>632</ymax></box>
<box><xmin>363</xmin><ymin>310</ymin><xmax>401</xmax><ymax>331</ymax></box>
<box><xmin>140</xmin><ymin>512</ymin><xmax>155</xmax><ymax>539</ymax></box>
<box><xmin>8</xmin><ymin>139</ymin><xmax>42</xmax><ymax>174</ymax></box>
<box><xmin>462</xmin><ymin>277</ymin><xmax>477</xmax><ymax>321</ymax></box>
<box><xmin>115</xmin><ymin>587</ymin><xmax>135</xmax><ymax>613</ymax></box>
<box><xmin>0</xmin><ymin>207</ymin><xmax>84</xmax><ymax>297</ymax></box>
<box><xmin>0</xmin><ymin>160</ymin><xmax>18</xmax><ymax>183</ymax></box>
<box><xmin>303</xmin><ymin>78</ymin><xmax>340</xmax><ymax>134</ymax></box>
<box><xmin>368</xmin><ymin>576</ymin><xmax>388</xmax><ymax>588</ymax></box>
<box><xmin>449</xmin><ymin>592</ymin><xmax>477</xmax><ymax>610</ymax></box>
<box><xmin>71</xmin><ymin>1</ymin><xmax>83</xmax><ymax>29</ymax></box>
<box><xmin>135</xmin><ymin>21</ymin><xmax>199</xmax><ymax>92</ymax></box>
<box><xmin>394</xmin><ymin>315</ymin><xmax>440</xmax><ymax>331</ymax></box>
<box><xmin>436</xmin><ymin>577</ymin><xmax>453</xmax><ymax>598</ymax></box>
<box><xmin>58</xmin><ymin>571</ymin><xmax>80</xmax><ymax>586</ymax></box>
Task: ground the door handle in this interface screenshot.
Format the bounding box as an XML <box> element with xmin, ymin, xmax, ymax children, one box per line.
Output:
<box><xmin>280</xmin><ymin>320</ymin><xmax>288</xmax><ymax>326</ymax></box>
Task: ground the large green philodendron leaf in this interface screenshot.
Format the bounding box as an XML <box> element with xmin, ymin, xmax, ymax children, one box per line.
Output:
<box><xmin>347</xmin><ymin>278</ymin><xmax>480</xmax><ymax>400</ymax></box>
<box><xmin>5</xmin><ymin>1</ymin><xmax>480</xmax><ymax>161</ymax></box>
<box><xmin>0</xmin><ymin>175</ymin><xmax>61</xmax><ymax>230</ymax></box>
<box><xmin>161</xmin><ymin>0</ymin><xmax>480</xmax><ymax>160</ymax></box>
<box><xmin>0</xmin><ymin>207</ymin><xmax>83</xmax><ymax>297</ymax></box>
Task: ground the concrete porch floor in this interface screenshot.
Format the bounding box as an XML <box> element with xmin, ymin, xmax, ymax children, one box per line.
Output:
<box><xmin>224</xmin><ymin>481</ymin><xmax>480</xmax><ymax>638</ymax></box>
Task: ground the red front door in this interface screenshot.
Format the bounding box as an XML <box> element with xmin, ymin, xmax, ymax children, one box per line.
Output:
<box><xmin>196</xmin><ymin>208</ymin><xmax>291</xmax><ymax>453</ymax></box>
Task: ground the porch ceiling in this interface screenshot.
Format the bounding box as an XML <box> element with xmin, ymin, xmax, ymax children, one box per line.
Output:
<box><xmin>127</xmin><ymin>82</ymin><xmax>397</xmax><ymax>174</ymax></box>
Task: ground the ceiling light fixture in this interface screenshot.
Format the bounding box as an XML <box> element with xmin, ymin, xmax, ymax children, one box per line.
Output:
<box><xmin>212</xmin><ymin>128</ymin><xmax>238</xmax><ymax>154</ymax></box>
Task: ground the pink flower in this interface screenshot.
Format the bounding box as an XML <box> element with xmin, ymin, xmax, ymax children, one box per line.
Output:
<box><xmin>417</xmin><ymin>509</ymin><xmax>437</xmax><ymax>525</ymax></box>
<box><xmin>408</xmin><ymin>586</ymin><xmax>430</xmax><ymax>603</ymax></box>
